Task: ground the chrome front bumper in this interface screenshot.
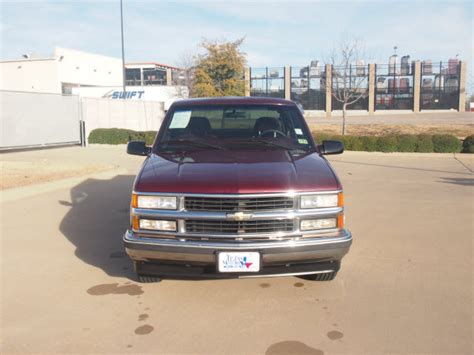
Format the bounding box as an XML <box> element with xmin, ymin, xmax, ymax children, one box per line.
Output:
<box><xmin>123</xmin><ymin>228</ymin><xmax>352</xmax><ymax>265</ymax></box>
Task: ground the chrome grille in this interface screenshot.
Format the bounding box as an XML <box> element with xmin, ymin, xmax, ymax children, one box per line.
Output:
<box><xmin>185</xmin><ymin>219</ymin><xmax>294</xmax><ymax>234</ymax></box>
<box><xmin>185</xmin><ymin>196</ymin><xmax>294</xmax><ymax>212</ymax></box>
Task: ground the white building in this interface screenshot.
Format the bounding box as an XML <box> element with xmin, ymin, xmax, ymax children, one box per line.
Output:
<box><xmin>0</xmin><ymin>47</ymin><xmax>123</xmax><ymax>94</ymax></box>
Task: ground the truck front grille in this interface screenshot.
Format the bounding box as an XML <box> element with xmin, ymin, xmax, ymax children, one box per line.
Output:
<box><xmin>185</xmin><ymin>196</ymin><xmax>294</xmax><ymax>212</ymax></box>
<box><xmin>185</xmin><ymin>219</ymin><xmax>294</xmax><ymax>234</ymax></box>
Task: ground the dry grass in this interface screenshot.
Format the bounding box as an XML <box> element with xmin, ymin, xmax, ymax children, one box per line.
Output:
<box><xmin>308</xmin><ymin>123</ymin><xmax>474</xmax><ymax>138</ymax></box>
<box><xmin>0</xmin><ymin>161</ymin><xmax>113</xmax><ymax>189</ymax></box>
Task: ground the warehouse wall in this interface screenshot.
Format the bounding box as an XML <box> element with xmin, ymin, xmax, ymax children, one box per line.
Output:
<box><xmin>80</xmin><ymin>97</ymin><xmax>165</xmax><ymax>142</ymax></box>
<box><xmin>55</xmin><ymin>47</ymin><xmax>123</xmax><ymax>88</ymax></box>
<box><xmin>0</xmin><ymin>59</ymin><xmax>61</xmax><ymax>93</ymax></box>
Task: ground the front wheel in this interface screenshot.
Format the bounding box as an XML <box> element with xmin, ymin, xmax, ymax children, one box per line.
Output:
<box><xmin>302</xmin><ymin>271</ymin><xmax>337</xmax><ymax>281</ymax></box>
<box><xmin>137</xmin><ymin>274</ymin><xmax>161</xmax><ymax>283</ymax></box>
<box><xmin>134</xmin><ymin>261</ymin><xmax>161</xmax><ymax>283</ymax></box>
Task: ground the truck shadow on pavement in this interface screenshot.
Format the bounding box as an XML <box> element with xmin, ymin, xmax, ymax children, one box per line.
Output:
<box><xmin>59</xmin><ymin>175</ymin><xmax>136</xmax><ymax>279</ymax></box>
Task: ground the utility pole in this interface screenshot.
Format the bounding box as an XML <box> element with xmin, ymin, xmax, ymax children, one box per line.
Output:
<box><xmin>120</xmin><ymin>0</ymin><xmax>126</xmax><ymax>98</ymax></box>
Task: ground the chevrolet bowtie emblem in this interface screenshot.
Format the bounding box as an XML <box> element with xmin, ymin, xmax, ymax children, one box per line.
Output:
<box><xmin>226</xmin><ymin>212</ymin><xmax>253</xmax><ymax>221</ymax></box>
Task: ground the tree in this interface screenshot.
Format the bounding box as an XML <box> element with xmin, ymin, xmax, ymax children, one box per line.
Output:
<box><xmin>174</xmin><ymin>51</ymin><xmax>196</xmax><ymax>98</ymax></box>
<box><xmin>192</xmin><ymin>38</ymin><xmax>246</xmax><ymax>97</ymax></box>
<box><xmin>326</xmin><ymin>38</ymin><xmax>368</xmax><ymax>135</ymax></box>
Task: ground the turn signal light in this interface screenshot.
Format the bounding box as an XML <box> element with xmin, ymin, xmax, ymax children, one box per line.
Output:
<box><xmin>132</xmin><ymin>215</ymin><xmax>139</xmax><ymax>230</ymax></box>
<box><xmin>338</xmin><ymin>213</ymin><xmax>344</xmax><ymax>229</ymax></box>
<box><xmin>338</xmin><ymin>192</ymin><xmax>344</xmax><ymax>207</ymax></box>
<box><xmin>131</xmin><ymin>193</ymin><xmax>138</xmax><ymax>208</ymax></box>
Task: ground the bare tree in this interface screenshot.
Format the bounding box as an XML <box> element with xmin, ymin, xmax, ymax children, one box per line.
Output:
<box><xmin>174</xmin><ymin>51</ymin><xmax>196</xmax><ymax>98</ymax></box>
<box><xmin>326</xmin><ymin>38</ymin><xmax>369</xmax><ymax>135</ymax></box>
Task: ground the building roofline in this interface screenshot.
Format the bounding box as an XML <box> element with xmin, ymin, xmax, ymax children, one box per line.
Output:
<box><xmin>0</xmin><ymin>57</ymin><xmax>57</xmax><ymax>63</ymax></box>
<box><xmin>125</xmin><ymin>62</ymin><xmax>181</xmax><ymax>70</ymax></box>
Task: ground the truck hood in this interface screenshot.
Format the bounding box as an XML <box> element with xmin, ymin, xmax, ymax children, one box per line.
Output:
<box><xmin>134</xmin><ymin>149</ymin><xmax>341</xmax><ymax>194</ymax></box>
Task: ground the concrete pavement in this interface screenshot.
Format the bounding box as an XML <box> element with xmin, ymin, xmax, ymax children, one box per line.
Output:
<box><xmin>1</xmin><ymin>146</ymin><xmax>473</xmax><ymax>354</ymax></box>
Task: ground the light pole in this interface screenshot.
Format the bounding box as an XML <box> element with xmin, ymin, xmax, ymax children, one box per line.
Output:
<box><xmin>120</xmin><ymin>0</ymin><xmax>126</xmax><ymax>98</ymax></box>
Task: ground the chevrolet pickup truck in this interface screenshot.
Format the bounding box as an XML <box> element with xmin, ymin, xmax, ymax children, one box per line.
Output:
<box><xmin>124</xmin><ymin>97</ymin><xmax>352</xmax><ymax>282</ymax></box>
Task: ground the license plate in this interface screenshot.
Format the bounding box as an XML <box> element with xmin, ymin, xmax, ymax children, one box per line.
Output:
<box><xmin>218</xmin><ymin>252</ymin><xmax>260</xmax><ymax>273</ymax></box>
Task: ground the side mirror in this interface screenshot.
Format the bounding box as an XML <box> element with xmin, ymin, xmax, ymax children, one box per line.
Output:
<box><xmin>319</xmin><ymin>140</ymin><xmax>344</xmax><ymax>155</ymax></box>
<box><xmin>127</xmin><ymin>141</ymin><xmax>151</xmax><ymax>156</ymax></box>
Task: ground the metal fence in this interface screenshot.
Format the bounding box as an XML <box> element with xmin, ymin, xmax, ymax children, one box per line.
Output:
<box><xmin>331</xmin><ymin>64</ymin><xmax>369</xmax><ymax>110</ymax></box>
<box><xmin>290</xmin><ymin>66</ymin><xmax>326</xmax><ymax>110</ymax></box>
<box><xmin>0</xmin><ymin>90</ymin><xmax>82</xmax><ymax>149</ymax></box>
<box><xmin>250</xmin><ymin>67</ymin><xmax>285</xmax><ymax>98</ymax></box>
<box><xmin>0</xmin><ymin>90</ymin><xmax>166</xmax><ymax>149</ymax></box>
<box><xmin>248</xmin><ymin>59</ymin><xmax>465</xmax><ymax>112</ymax></box>
<box><xmin>375</xmin><ymin>64</ymin><xmax>414</xmax><ymax>110</ymax></box>
<box><xmin>420</xmin><ymin>61</ymin><xmax>460</xmax><ymax>110</ymax></box>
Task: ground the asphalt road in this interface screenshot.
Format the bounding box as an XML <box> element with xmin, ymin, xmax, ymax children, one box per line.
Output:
<box><xmin>1</xmin><ymin>147</ymin><xmax>473</xmax><ymax>354</ymax></box>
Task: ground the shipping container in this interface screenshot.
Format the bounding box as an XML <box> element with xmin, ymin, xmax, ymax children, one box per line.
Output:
<box><xmin>399</xmin><ymin>78</ymin><xmax>409</xmax><ymax>93</ymax></box>
<box><xmin>400</xmin><ymin>55</ymin><xmax>410</xmax><ymax>75</ymax></box>
<box><xmin>448</xmin><ymin>58</ymin><xmax>459</xmax><ymax>75</ymax></box>
<box><xmin>422</xmin><ymin>60</ymin><xmax>433</xmax><ymax>74</ymax></box>
<box><xmin>388</xmin><ymin>78</ymin><xmax>397</xmax><ymax>93</ymax></box>
<box><xmin>422</xmin><ymin>78</ymin><xmax>433</xmax><ymax>88</ymax></box>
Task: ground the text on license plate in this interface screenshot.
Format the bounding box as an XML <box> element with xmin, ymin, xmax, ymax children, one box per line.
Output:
<box><xmin>218</xmin><ymin>252</ymin><xmax>260</xmax><ymax>272</ymax></box>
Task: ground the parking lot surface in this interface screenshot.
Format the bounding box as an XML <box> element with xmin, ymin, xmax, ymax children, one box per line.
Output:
<box><xmin>1</xmin><ymin>146</ymin><xmax>473</xmax><ymax>354</ymax></box>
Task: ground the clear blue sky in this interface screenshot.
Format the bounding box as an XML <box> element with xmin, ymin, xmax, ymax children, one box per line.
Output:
<box><xmin>1</xmin><ymin>0</ymin><xmax>472</xmax><ymax>70</ymax></box>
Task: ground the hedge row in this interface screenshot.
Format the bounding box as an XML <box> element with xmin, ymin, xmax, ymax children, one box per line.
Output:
<box><xmin>313</xmin><ymin>133</ymin><xmax>469</xmax><ymax>153</ymax></box>
<box><xmin>88</xmin><ymin>128</ymin><xmax>473</xmax><ymax>154</ymax></box>
<box><xmin>88</xmin><ymin>128</ymin><xmax>157</xmax><ymax>145</ymax></box>
<box><xmin>462</xmin><ymin>135</ymin><xmax>474</xmax><ymax>153</ymax></box>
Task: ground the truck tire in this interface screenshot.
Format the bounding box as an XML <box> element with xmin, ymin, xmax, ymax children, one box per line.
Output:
<box><xmin>137</xmin><ymin>274</ymin><xmax>161</xmax><ymax>283</ymax></box>
<box><xmin>304</xmin><ymin>271</ymin><xmax>337</xmax><ymax>281</ymax></box>
<box><xmin>134</xmin><ymin>261</ymin><xmax>161</xmax><ymax>283</ymax></box>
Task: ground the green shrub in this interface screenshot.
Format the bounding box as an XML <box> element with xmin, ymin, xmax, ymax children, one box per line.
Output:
<box><xmin>432</xmin><ymin>134</ymin><xmax>462</xmax><ymax>153</ymax></box>
<box><xmin>312</xmin><ymin>132</ymin><xmax>333</xmax><ymax>144</ymax></box>
<box><xmin>333</xmin><ymin>135</ymin><xmax>351</xmax><ymax>150</ymax></box>
<box><xmin>397</xmin><ymin>135</ymin><xmax>418</xmax><ymax>152</ymax></box>
<box><xmin>462</xmin><ymin>135</ymin><xmax>474</xmax><ymax>153</ymax></box>
<box><xmin>144</xmin><ymin>131</ymin><xmax>158</xmax><ymax>145</ymax></box>
<box><xmin>88</xmin><ymin>128</ymin><xmax>157</xmax><ymax>145</ymax></box>
<box><xmin>88</xmin><ymin>128</ymin><xmax>132</xmax><ymax>144</ymax></box>
<box><xmin>350</xmin><ymin>136</ymin><xmax>365</xmax><ymax>151</ymax></box>
<box><xmin>376</xmin><ymin>136</ymin><xmax>398</xmax><ymax>152</ymax></box>
<box><xmin>360</xmin><ymin>136</ymin><xmax>378</xmax><ymax>151</ymax></box>
<box><xmin>415</xmin><ymin>134</ymin><xmax>434</xmax><ymax>152</ymax></box>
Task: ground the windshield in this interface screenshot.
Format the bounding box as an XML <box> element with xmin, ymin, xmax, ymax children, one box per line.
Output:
<box><xmin>156</xmin><ymin>105</ymin><xmax>314</xmax><ymax>152</ymax></box>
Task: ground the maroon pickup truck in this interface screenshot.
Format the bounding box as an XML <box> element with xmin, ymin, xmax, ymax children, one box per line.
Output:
<box><xmin>124</xmin><ymin>97</ymin><xmax>352</xmax><ymax>282</ymax></box>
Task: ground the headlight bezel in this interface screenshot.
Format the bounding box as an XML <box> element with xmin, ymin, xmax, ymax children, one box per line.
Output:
<box><xmin>300</xmin><ymin>217</ymin><xmax>338</xmax><ymax>231</ymax></box>
<box><xmin>138</xmin><ymin>219</ymin><xmax>177</xmax><ymax>232</ymax></box>
<box><xmin>299</xmin><ymin>192</ymin><xmax>342</xmax><ymax>209</ymax></box>
<box><xmin>132</xmin><ymin>194</ymin><xmax>178</xmax><ymax>210</ymax></box>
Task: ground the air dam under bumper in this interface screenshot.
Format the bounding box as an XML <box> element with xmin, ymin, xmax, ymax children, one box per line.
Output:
<box><xmin>123</xmin><ymin>229</ymin><xmax>352</xmax><ymax>278</ymax></box>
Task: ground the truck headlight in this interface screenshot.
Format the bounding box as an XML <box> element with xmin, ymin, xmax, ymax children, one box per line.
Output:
<box><xmin>139</xmin><ymin>219</ymin><xmax>177</xmax><ymax>231</ymax></box>
<box><xmin>300</xmin><ymin>218</ymin><xmax>337</xmax><ymax>231</ymax></box>
<box><xmin>300</xmin><ymin>193</ymin><xmax>342</xmax><ymax>209</ymax></box>
<box><xmin>132</xmin><ymin>194</ymin><xmax>177</xmax><ymax>210</ymax></box>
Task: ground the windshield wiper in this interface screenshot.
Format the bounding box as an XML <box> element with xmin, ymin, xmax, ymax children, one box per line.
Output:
<box><xmin>161</xmin><ymin>139</ymin><xmax>225</xmax><ymax>150</ymax></box>
<box><xmin>236</xmin><ymin>138</ymin><xmax>297</xmax><ymax>151</ymax></box>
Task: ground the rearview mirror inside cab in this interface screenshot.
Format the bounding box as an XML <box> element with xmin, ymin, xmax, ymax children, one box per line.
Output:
<box><xmin>127</xmin><ymin>141</ymin><xmax>151</xmax><ymax>156</ymax></box>
<box><xmin>320</xmin><ymin>140</ymin><xmax>344</xmax><ymax>155</ymax></box>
